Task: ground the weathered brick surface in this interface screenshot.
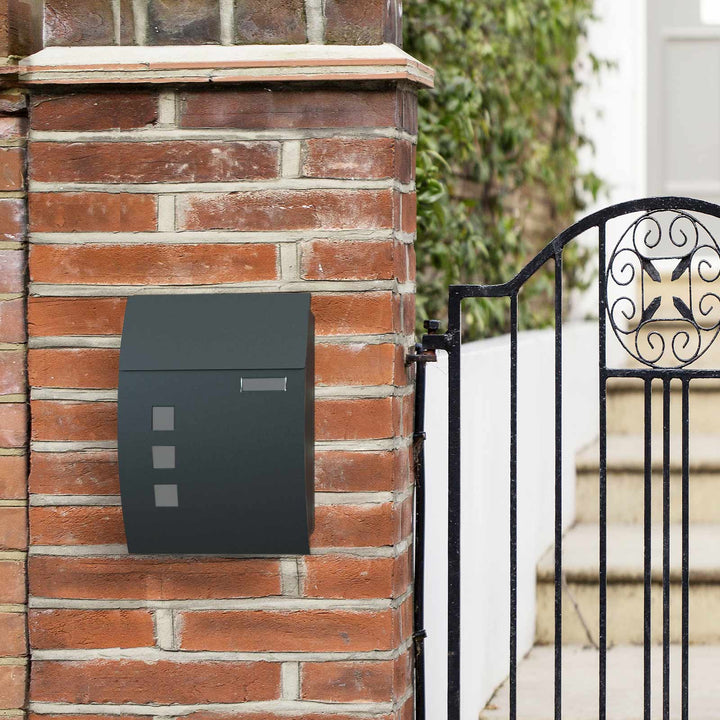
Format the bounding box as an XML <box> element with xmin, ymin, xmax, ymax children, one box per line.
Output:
<box><xmin>0</xmin><ymin>403</ymin><xmax>27</xmax><ymax>447</ymax></box>
<box><xmin>0</xmin><ymin>612</ymin><xmax>25</xmax><ymax>657</ymax></box>
<box><xmin>0</xmin><ymin>198</ymin><xmax>25</xmax><ymax>242</ymax></box>
<box><xmin>31</xmin><ymin>660</ymin><xmax>281</xmax><ymax>704</ymax></box>
<box><xmin>29</xmin><ymin>610</ymin><xmax>154</xmax><ymax>649</ymax></box>
<box><xmin>119</xmin><ymin>0</ymin><xmax>134</xmax><ymax>43</ymax></box>
<box><xmin>31</xmin><ymin>401</ymin><xmax>116</xmax><ymax>442</ymax></box>
<box><xmin>235</xmin><ymin>0</ymin><xmax>306</xmax><ymax>43</ymax></box>
<box><xmin>315</xmin><ymin>343</ymin><xmax>397</xmax><ymax>386</ymax></box>
<box><xmin>302</xmin><ymin>137</ymin><xmax>400</xmax><ymax>180</ymax></box>
<box><xmin>29</xmin><ymin>556</ymin><xmax>281</xmax><ymax>600</ymax></box>
<box><xmin>179</xmin><ymin>88</ymin><xmax>398</xmax><ymax>129</ymax></box>
<box><xmin>311</xmin><ymin>503</ymin><xmax>396</xmax><ymax>549</ymax></box>
<box><xmin>301</xmin><ymin>240</ymin><xmax>396</xmax><ymax>281</ymax></box>
<box><xmin>43</xmin><ymin>0</ymin><xmax>114</xmax><ymax>46</ymax></box>
<box><xmin>30</xmin><ymin>244</ymin><xmax>278</xmax><ymax>285</ymax></box>
<box><xmin>324</xmin><ymin>0</ymin><xmax>387</xmax><ymax>45</ymax></box>
<box><xmin>311</xmin><ymin>292</ymin><xmax>396</xmax><ymax>336</ymax></box>
<box><xmin>31</xmin><ymin>142</ymin><xmax>280</xmax><ymax>183</ymax></box>
<box><xmin>0</xmin><ymin>350</ymin><xmax>25</xmax><ymax>395</ymax></box>
<box><xmin>31</xmin><ymin>93</ymin><xmax>159</xmax><ymax>132</ymax></box>
<box><xmin>178</xmin><ymin>189</ymin><xmax>394</xmax><ymax>232</ymax></box>
<box><xmin>29</xmin><ymin>348</ymin><xmax>118</xmax><ymax>389</ymax></box>
<box><xmin>28</xmin><ymin>297</ymin><xmax>126</xmax><ymax>337</ymax></box>
<box><xmin>0</xmin><ymin>559</ymin><xmax>25</xmax><ymax>603</ymax></box>
<box><xmin>0</xmin><ymin>506</ymin><xmax>26</xmax><ymax>550</ymax></box>
<box><xmin>0</xmin><ymin>250</ymin><xmax>25</xmax><ymax>293</ymax></box>
<box><xmin>0</xmin><ymin>455</ymin><xmax>26</xmax><ymax>499</ymax></box>
<box><xmin>0</xmin><ymin>297</ymin><xmax>25</xmax><ymax>342</ymax></box>
<box><xmin>0</xmin><ymin>663</ymin><xmax>25</xmax><ymax>709</ymax></box>
<box><xmin>179</xmin><ymin>609</ymin><xmax>394</xmax><ymax>652</ymax></box>
<box><xmin>315</xmin><ymin>397</ymin><xmax>396</xmax><ymax>441</ymax></box>
<box><xmin>302</xmin><ymin>555</ymin><xmax>395</xmax><ymax>599</ymax></box>
<box><xmin>314</xmin><ymin>448</ymin><xmax>409</xmax><ymax>492</ymax></box>
<box><xmin>29</xmin><ymin>451</ymin><xmax>118</xmax><ymax>495</ymax></box>
<box><xmin>147</xmin><ymin>0</ymin><xmax>220</xmax><ymax>45</ymax></box>
<box><xmin>301</xmin><ymin>660</ymin><xmax>394</xmax><ymax>702</ymax></box>
<box><xmin>30</xmin><ymin>505</ymin><xmax>125</xmax><ymax>546</ymax></box>
<box><xmin>0</xmin><ymin>148</ymin><xmax>24</xmax><ymax>191</ymax></box>
<box><xmin>30</xmin><ymin>193</ymin><xmax>157</xmax><ymax>233</ymax></box>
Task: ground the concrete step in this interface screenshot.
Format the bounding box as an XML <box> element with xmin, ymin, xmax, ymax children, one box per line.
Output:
<box><xmin>480</xmin><ymin>644</ymin><xmax>720</xmax><ymax>720</ymax></box>
<box><xmin>606</xmin><ymin>377</ymin><xmax>720</xmax><ymax>435</ymax></box>
<box><xmin>535</xmin><ymin>524</ymin><xmax>720</xmax><ymax>645</ymax></box>
<box><xmin>576</xmin><ymin>434</ymin><xmax>720</xmax><ymax>524</ymax></box>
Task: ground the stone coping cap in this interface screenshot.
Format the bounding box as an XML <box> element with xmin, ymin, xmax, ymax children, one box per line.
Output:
<box><xmin>14</xmin><ymin>43</ymin><xmax>435</xmax><ymax>87</ymax></box>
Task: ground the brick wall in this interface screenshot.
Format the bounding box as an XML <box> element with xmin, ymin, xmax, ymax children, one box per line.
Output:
<box><xmin>40</xmin><ymin>0</ymin><xmax>402</xmax><ymax>47</ymax></box>
<box><xmin>24</xmin><ymin>80</ymin><xmax>419</xmax><ymax>719</ymax></box>
<box><xmin>0</xmin><ymin>84</ymin><xmax>28</xmax><ymax>720</ymax></box>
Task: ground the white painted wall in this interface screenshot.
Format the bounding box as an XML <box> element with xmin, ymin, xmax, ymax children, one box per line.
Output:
<box><xmin>423</xmin><ymin>322</ymin><xmax>601</xmax><ymax>718</ymax></box>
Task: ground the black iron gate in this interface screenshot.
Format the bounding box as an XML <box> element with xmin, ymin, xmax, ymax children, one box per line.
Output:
<box><xmin>412</xmin><ymin>197</ymin><xmax>720</xmax><ymax>720</ymax></box>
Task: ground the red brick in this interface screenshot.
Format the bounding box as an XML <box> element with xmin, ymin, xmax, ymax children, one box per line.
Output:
<box><xmin>29</xmin><ymin>555</ymin><xmax>281</xmax><ymax>600</ymax></box>
<box><xmin>402</xmin><ymin>292</ymin><xmax>415</xmax><ymax>336</ymax></box>
<box><xmin>0</xmin><ymin>560</ymin><xmax>25</xmax><ymax>603</ymax></box>
<box><xmin>30</xmin><ymin>193</ymin><xmax>157</xmax><ymax>233</ymax></box>
<box><xmin>0</xmin><ymin>250</ymin><xmax>26</xmax><ymax>293</ymax></box>
<box><xmin>0</xmin><ymin>612</ymin><xmax>25</xmax><ymax>657</ymax></box>
<box><xmin>0</xmin><ymin>198</ymin><xmax>25</xmax><ymax>242</ymax></box>
<box><xmin>301</xmin><ymin>240</ymin><xmax>395</xmax><ymax>281</ymax></box>
<box><xmin>180</xmin><ymin>88</ymin><xmax>398</xmax><ymax>130</ymax></box>
<box><xmin>31</xmin><ymin>401</ymin><xmax>116</xmax><ymax>442</ymax></box>
<box><xmin>31</xmin><ymin>93</ymin><xmax>159</xmax><ymax>132</ymax></box>
<box><xmin>178</xmin><ymin>189</ymin><xmax>393</xmax><ymax>232</ymax></box>
<box><xmin>147</xmin><ymin>0</ymin><xmax>220</xmax><ymax>45</ymax></box>
<box><xmin>302</xmin><ymin>555</ymin><xmax>394</xmax><ymax>599</ymax></box>
<box><xmin>29</xmin><ymin>609</ymin><xmax>154</xmax><ymax>649</ymax></box>
<box><xmin>311</xmin><ymin>503</ymin><xmax>395</xmax><ymax>548</ymax></box>
<box><xmin>119</xmin><ymin>0</ymin><xmax>134</xmax><ymax>43</ymax></box>
<box><xmin>0</xmin><ymin>298</ymin><xmax>26</xmax><ymax>343</ymax></box>
<box><xmin>30</xmin><ymin>244</ymin><xmax>278</xmax><ymax>285</ymax></box>
<box><xmin>0</xmin><ymin>117</ymin><xmax>26</xmax><ymax>142</ymax></box>
<box><xmin>314</xmin><ymin>449</ymin><xmax>408</xmax><ymax>492</ymax></box>
<box><xmin>31</xmin><ymin>142</ymin><xmax>279</xmax><ymax>183</ymax></box>
<box><xmin>0</xmin><ymin>663</ymin><xmax>25</xmax><ymax>709</ymax></box>
<box><xmin>30</xmin><ymin>506</ymin><xmax>125</xmax><ymax>546</ymax></box>
<box><xmin>316</xmin><ymin>343</ymin><xmax>396</xmax><ymax>386</ymax></box>
<box><xmin>311</xmin><ymin>292</ymin><xmax>395</xmax><ymax>336</ymax></box>
<box><xmin>44</xmin><ymin>0</ymin><xmax>114</xmax><ymax>45</ymax></box>
<box><xmin>324</xmin><ymin>0</ymin><xmax>385</xmax><ymax>44</ymax></box>
<box><xmin>235</xmin><ymin>0</ymin><xmax>306</xmax><ymax>43</ymax></box>
<box><xmin>0</xmin><ymin>507</ymin><xmax>26</xmax><ymax>550</ymax></box>
<box><xmin>0</xmin><ymin>148</ymin><xmax>24</xmax><ymax>191</ymax></box>
<box><xmin>0</xmin><ymin>404</ymin><xmax>27</xmax><ymax>447</ymax></box>
<box><xmin>396</xmin><ymin>191</ymin><xmax>416</xmax><ymax>233</ymax></box>
<box><xmin>301</xmin><ymin>660</ymin><xmax>393</xmax><ymax>702</ymax></box>
<box><xmin>392</xmin><ymin>595</ymin><xmax>413</xmax><ymax>646</ymax></box>
<box><xmin>29</xmin><ymin>349</ymin><xmax>118</xmax><ymax>390</ymax></box>
<box><xmin>316</xmin><ymin>397</ymin><xmax>394</xmax><ymax>441</ymax></box>
<box><xmin>302</xmin><ymin>138</ymin><xmax>396</xmax><ymax>180</ymax></box>
<box><xmin>28</xmin><ymin>297</ymin><xmax>126</xmax><ymax>337</ymax></box>
<box><xmin>29</xmin><ymin>451</ymin><xmax>118</xmax><ymax>495</ymax></box>
<box><xmin>0</xmin><ymin>455</ymin><xmax>26</xmax><ymax>499</ymax></box>
<box><xmin>31</xmin><ymin>660</ymin><xmax>280</xmax><ymax>704</ymax></box>
<box><xmin>179</xmin><ymin>609</ymin><xmax>393</xmax><ymax>652</ymax></box>
<box><xmin>0</xmin><ymin>350</ymin><xmax>25</xmax><ymax>395</ymax></box>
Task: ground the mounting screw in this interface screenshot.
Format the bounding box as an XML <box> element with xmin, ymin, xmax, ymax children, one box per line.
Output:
<box><xmin>424</xmin><ymin>319</ymin><xmax>441</xmax><ymax>333</ymax></box>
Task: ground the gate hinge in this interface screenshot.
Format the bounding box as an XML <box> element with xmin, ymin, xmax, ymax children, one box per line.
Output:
<box><xmin>406</xmin><ymin>320</ymin><xmax>450</xmax><ymax>365</ymax></box>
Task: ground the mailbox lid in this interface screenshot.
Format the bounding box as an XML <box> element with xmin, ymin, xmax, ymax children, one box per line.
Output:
<box><xmin>120</xmin><ymin>293</ymin><xmax>312</xmax><ymax>371</ymax></box>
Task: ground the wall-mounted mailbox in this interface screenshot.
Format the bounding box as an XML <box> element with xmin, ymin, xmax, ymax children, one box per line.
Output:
<box><xmin>118</xmin><ymin>293</ymin><xmax>315</xmax><ymax>555</ymax></box>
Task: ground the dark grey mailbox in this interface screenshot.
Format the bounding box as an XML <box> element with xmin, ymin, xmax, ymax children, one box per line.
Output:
<box><xmin>117</xmin><ymin>293</ymin><xmax>314</xmax><ymax>555</ymax></box>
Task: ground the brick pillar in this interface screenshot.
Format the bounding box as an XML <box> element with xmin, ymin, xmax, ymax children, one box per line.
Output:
<box><xmin>0</xmin><ymin>76</ymin><xmax>28</xmax><ymax>720</ymax></box>
<box><xmin>14</xmin><ymin>26</ymin><xmax>431</xmax><ymax>720</ymax></box>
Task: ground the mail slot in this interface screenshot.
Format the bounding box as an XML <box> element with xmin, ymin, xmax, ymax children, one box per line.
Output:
<box><xmin>117</xmin><ymin>293</ymin><xmax>315</xmax><ymax>555</ymax></box>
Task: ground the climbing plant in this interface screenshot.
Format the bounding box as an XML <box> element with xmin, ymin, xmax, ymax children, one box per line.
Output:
<box><xmin>405</xmin><ymin>0</ymin><xmax>605</xmax><ymax>338</ymax></box>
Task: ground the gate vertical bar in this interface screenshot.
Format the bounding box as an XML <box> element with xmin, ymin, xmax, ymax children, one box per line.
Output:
<box><xmin>554</xmin><ymin>251</ymin><xmax>563</xmax><ymax>720</ymax></box>
<box><xmin>662</xmin><ymin>379</ymin><xmax>671</xmax><ymax>720</ymax></box>
<box><xmin>598</xmin><ymin>222</ymin><xmax>608</xmax><ymax>720</ymax></box>
<box><xmin>447</xmin><ymin>289</ymin><xmax>462</xmax><ymax>720</ymax></box>
<box><xmin>643</xmin><ymin>378</ymin><xmax>653</xmax><ymax>720</ymax></box>
<box><xmin>510</xmin><ymin>293</ymin><xmax>519</xmax><ymax>720</ymax></box>
<box><xmin>681</xmin><ymin>380</ymin><xmax>690</xmax><ymax>720</ymax></box>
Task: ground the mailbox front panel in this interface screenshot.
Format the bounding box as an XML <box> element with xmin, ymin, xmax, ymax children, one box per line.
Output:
<box><xmin>117</xmin><ymin>293</ymin><xmax>314</xmax><ymax>555</ymax></box>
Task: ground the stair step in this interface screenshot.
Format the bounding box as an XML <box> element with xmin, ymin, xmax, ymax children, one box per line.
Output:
<box><xmin>606</xmin><ymin>377</ymin><xmax>720</xmax><ymax>434</ymax></box>
<box><xmin>480</xmin><ymin>644</ymin><xmax>720</xmax><ymax>720</ymax></box>
<box><xmin>576</xmin><ymin>435</ymin><xmax>720</xmax><ymax>523</ymax></box>
<box><xmin>535</xmin><ymin>524</ymin><xmax>720</xmax><ymax>644</ymax></box>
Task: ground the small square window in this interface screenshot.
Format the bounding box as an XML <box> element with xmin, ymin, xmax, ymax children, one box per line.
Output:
<box><xmin>154</xmin><ymin>484</ymin><xmax>179</xmax><ymax>507</ymax></box>
<box><xmin>152</xmin><ymin>445</ymin><xmax>175</xmax><ymax>469</ymax></box>
<box><xmin>153</xmin><ymin>406</ymin><xmax>175</xmax><ymax>431</ymax></box>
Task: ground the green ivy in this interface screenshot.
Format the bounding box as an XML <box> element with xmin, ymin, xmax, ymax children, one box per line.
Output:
<box><xmin>404</xmin><ymin>0</ymin><xmax>605</xmax><ymax>338</ymax></box>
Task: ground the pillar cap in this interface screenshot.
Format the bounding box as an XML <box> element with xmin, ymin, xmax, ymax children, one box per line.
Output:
<box><xmin>15</xmin><ymin>43</ymin><xmax>434</xmax><ymax>87</ymax></box>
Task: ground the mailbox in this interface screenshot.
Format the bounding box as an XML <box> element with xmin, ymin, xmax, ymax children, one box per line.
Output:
<box><xmin>117</xmin><ymin>293</ymin><xmax>315</xmax><ymax>555</ymax></box>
